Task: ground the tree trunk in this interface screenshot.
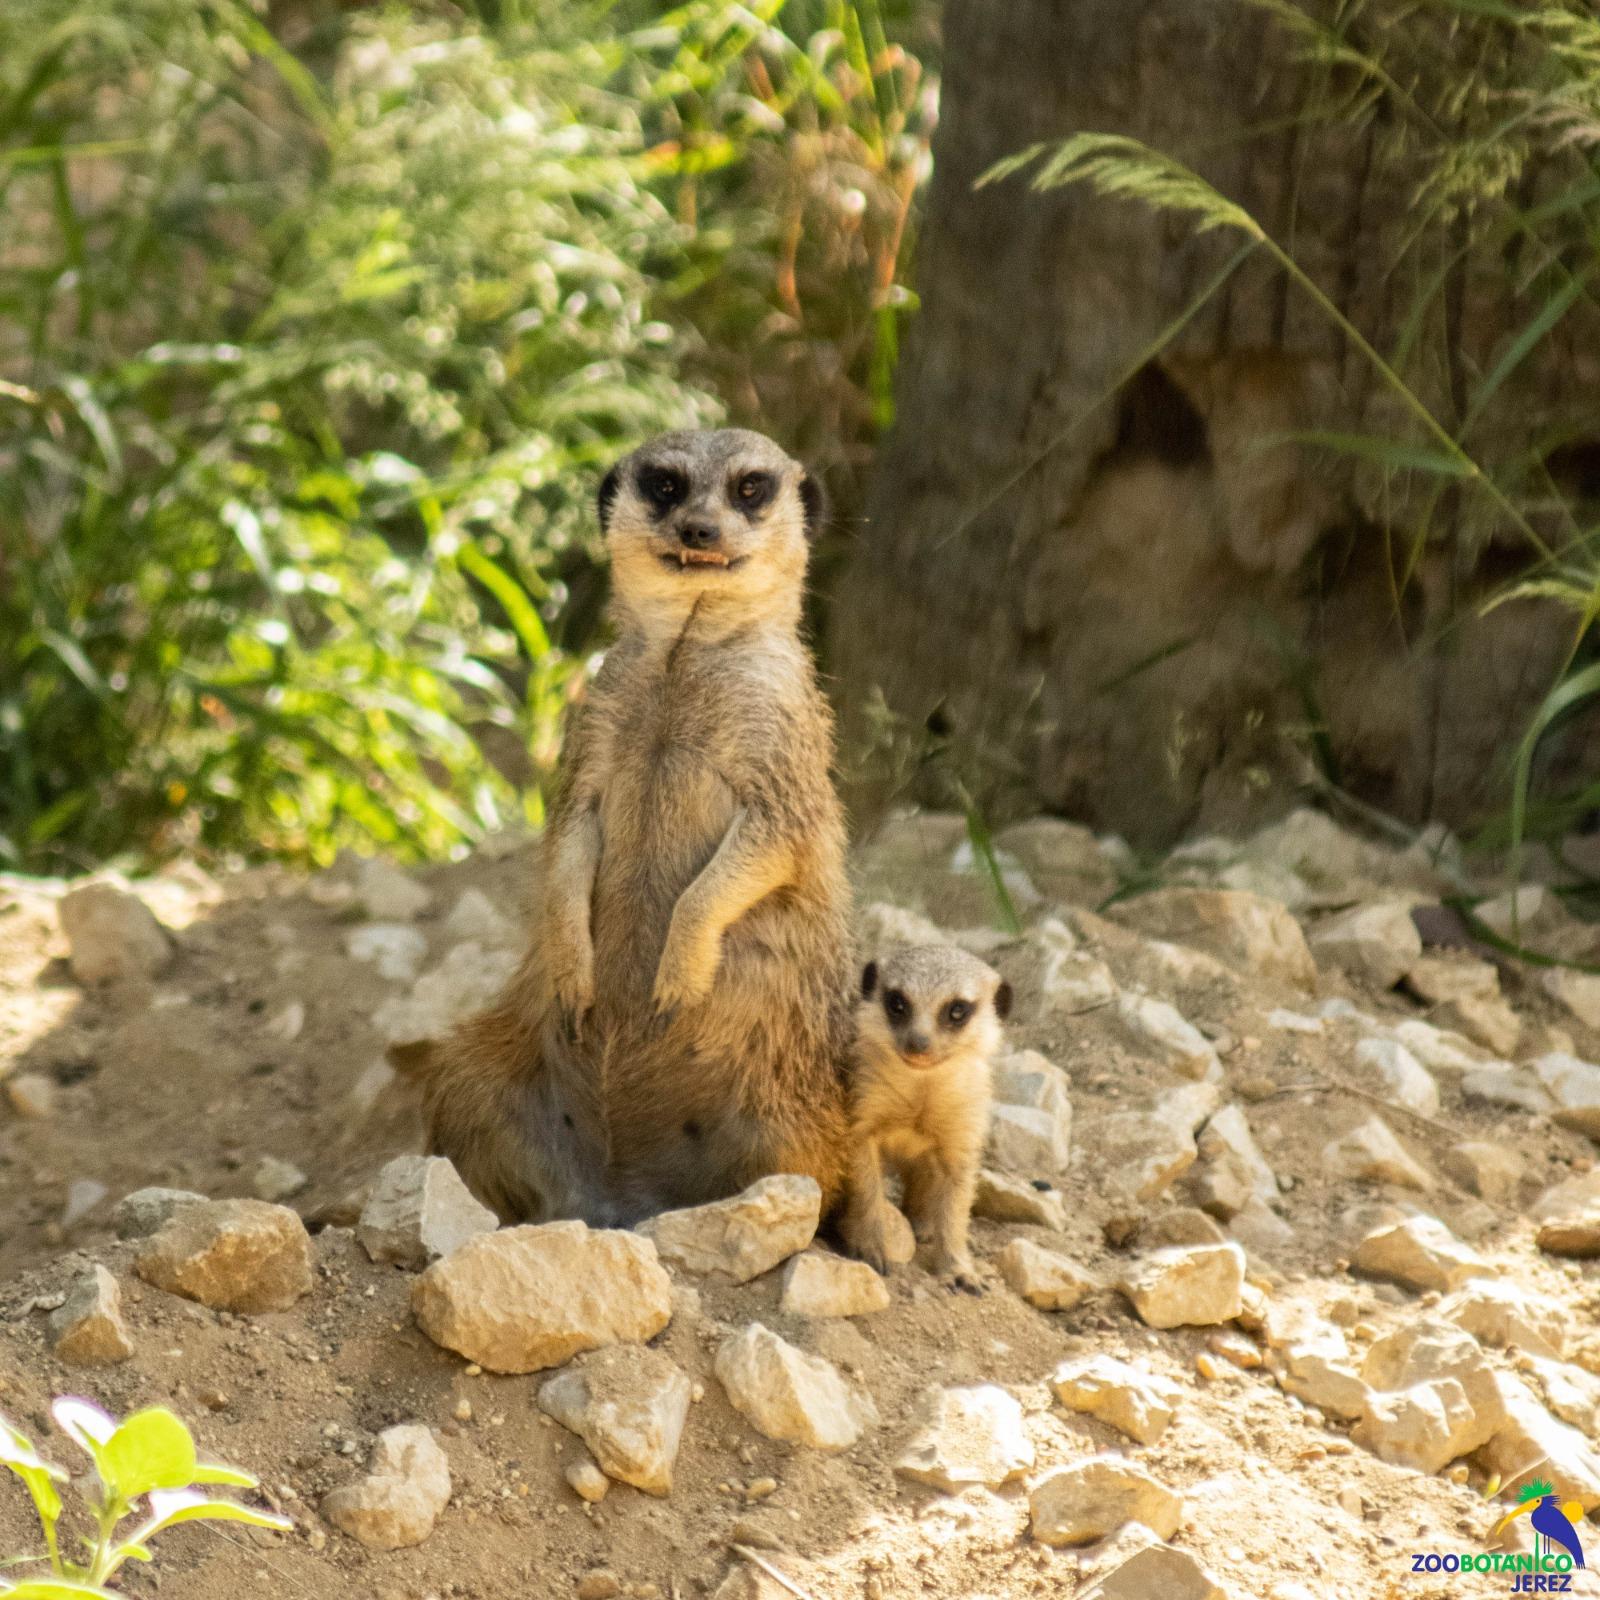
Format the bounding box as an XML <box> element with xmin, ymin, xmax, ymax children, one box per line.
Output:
<box><xmin>830</xmin><ymin>0</ymin><xmax>1595</xmax><ymax>848</ymax></box>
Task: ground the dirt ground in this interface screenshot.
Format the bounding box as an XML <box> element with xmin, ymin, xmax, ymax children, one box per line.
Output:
<box><xmin>3</xmin><ymin>810</ymin><xmax>1600</xmax><ymax>1599</ymax></box>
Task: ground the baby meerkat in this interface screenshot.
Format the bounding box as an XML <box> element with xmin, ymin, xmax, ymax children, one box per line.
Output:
<box><xmin>841</xmin><ymin>944</ymin><xmax>1012</xmax><ymax>1291</ymax></box>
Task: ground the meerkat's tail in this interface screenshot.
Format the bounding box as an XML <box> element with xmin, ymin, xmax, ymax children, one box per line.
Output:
<box><xmin>407</xmin><ymin>995</ymin><xmax>553</xmax><ymax>1223</ymax></box>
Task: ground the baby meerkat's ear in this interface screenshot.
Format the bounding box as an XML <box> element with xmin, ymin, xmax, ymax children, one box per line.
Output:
<box><xmin>597</xmin><ymin>464</ymin><xmax>621</xmax><ymax>531</ymax></box>
<box><xmin>861</xmin><ymin>960</ymin><xmax>878</xmax><ymax>999</ymax></box>
<box><xmin>798</xmin><ymin>470</ymin><xmax>828</xmax><ymax>542</ymax></box>
<box><xmin>993</xmin><ymin>980</ymin><xmax>1013</xmax><ymax>1020</ymax></box>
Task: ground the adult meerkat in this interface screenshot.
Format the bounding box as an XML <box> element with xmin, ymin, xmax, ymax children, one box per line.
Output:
<box><xmin>840</xmin><ymin>944</ymin><xmax>1011</xmax><ymax>1291</ymax></box>
<box><xmin>417</xmin><ymin>429</ymin><xmax>854</xmax><ymax>1224</ymax></box>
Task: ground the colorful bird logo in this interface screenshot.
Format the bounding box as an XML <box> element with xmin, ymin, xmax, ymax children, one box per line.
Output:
<box><xmin>1491</xmin><ymin>1479</ymin><xmax>1586</xmax><ymax>1568</ymax></box>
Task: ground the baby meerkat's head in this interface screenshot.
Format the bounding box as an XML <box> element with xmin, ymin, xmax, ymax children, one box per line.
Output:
<box><xmin>597</xmin><ymin>429</ymin><xmax>826</xmax><ymax>631</ymax></box>
<box><xmin>858</xmin><ymin>944</ymin><xmax>1012</xmax><ymax>1070</ymax></box>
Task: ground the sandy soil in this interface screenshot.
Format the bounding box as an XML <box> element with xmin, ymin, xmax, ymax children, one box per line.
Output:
<box><xmin>2</xmin><ymin>813</ymin><xmax>1599</xmax><ymax>1600</ymax></box>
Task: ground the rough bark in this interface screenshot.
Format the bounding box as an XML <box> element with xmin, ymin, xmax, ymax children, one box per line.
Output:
<box><xmin>830</xmin><ymin>0</ymin><xmax>1597</xmax><ymax>847</ymax></box>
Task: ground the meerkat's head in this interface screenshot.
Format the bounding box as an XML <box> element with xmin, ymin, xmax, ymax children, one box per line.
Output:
<box><xmin>858</xmin><ymin>944</ymin><xmax>1012</xmax><ymax>1071</ymax></box>
<box><xmin>597</xmin><ymin>429</ymin><xmax>825</xmax><ymax>633</ymax></box>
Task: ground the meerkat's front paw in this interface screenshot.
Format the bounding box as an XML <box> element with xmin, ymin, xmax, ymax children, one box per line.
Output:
<box><xmin>650</xmin><ymin>934</ymin><xmax>719</xmax><ymax>1017</ymax></box>
<box><xmin>546</xmin><ymin>939</ymin><xmax>596</xmax><ymax>1038</ymax></box>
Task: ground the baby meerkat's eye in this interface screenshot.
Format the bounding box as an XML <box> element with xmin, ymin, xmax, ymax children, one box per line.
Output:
<box><xmin>884</xmin><ymin>989</ymin><xmax>909</xmax><ymax>1020</ymax></box>
<box><xmin>943</xmin><ymin>999</ymin><xmax>972</xmax><ymax>1028</ymax></box>
<box><xmin>734</xmin><ymin>471</ymin><xmax>775</xmax><ymax>510</ymax></box>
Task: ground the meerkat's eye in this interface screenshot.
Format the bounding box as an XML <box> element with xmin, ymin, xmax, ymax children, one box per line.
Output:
<box><xmin>943</xmin><ymin>999</ymin><xmax>972</xmax><ymax>1028</ymax></box>
<box><xmin>733</xmin><ymin>471</ymin><xmax>775</xmax><ymax>510</ymax></box>
<box><xmin>638</xmin><ymin>468</ymin><xmax>685</xmax><ymax>508</ymax></box>
<box><xmin>884</xmin><ymin>989</ymin><xmax>909</xmax><ymax>1021</ymax></box>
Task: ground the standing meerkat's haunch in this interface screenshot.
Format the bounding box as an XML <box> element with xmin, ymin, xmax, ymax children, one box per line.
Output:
<box><xmin>415</xmin><ymin>428</ymin><xmax>854</xmax><ymax>1224</ymax></box>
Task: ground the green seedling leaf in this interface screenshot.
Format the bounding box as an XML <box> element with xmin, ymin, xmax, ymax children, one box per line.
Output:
<box><xmin>191</xmin><ymin>1463</ymin><xmax>258</xmax><ymax>1488</ymax></box>
<box><xmin>98</xmin><ymin>1408</ymin><xmax>196</xmax><ymax>1501</ymax></box>
<box><xmin>0</xmin><ymin>1416</ymin><xmax>67</xmax><ymax>1530</ymax></box>
<box><xmin>128</xmin><ymin>1488</ymin><xmax>293</xmax><ymax>1543</ymax></box>
<box><xmin>0</xmin><ymin>1582</ymin><xmax>121</xmax><ymax>1599</ymax></box>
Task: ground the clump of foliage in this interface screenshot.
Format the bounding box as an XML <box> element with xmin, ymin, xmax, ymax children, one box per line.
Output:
<box><xmin>986</xmin><ymin>0</ymin><xmax>1600</xmax><ymax>868</ymax></box>
<box><xmin>1</xmin><ymin>1400</ymin><xmax>288</xmax><ymax>1595</ymax></box>
<box><xmin>0</xmin><ymin>0</ymin><xmax>936</xmax><ymax>872</ymax></box>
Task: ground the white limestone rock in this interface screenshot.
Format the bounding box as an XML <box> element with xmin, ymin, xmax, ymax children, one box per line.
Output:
<box><xmin>1530</xmin><ymin>1052</ymin><xmax>1600</xmax><ymax>1138</ymax></box>
<box><xmin>58</xmin><ymin>881</ymin><xmax>173</xmax><ymax>985</ymax></box>
<box><xmin>443</xmin><ymin>888</ymin><xmax>516</xmax><ymax>947</ymax></box>
<box><xmin>1116</xmin><ymin>1243</ymin><xmax>1245</xmax><ymax>1329</ymax></box>
<box><xmin>714</xmin><ymin>1323</ymin><xmax>877</xmax><ymax>1451</ymax></box>
<box><xmin>1474</xmin><ymin>1373</ymin><xmax>1600</xmax><ymax>1509</ymax></box>
<box><xmin>997</xmin><ymin>1239</ymin><xmax>1098</xmax><ymax>1311</ymax></box>
<box><xmin>1355</xmin><ymin>1037</ymin><xmax>1439</xmax><ymax>1117</ymax></box>
<box><xmin>1439</xmin><ymin>1279</ymin><xmax>1566</xmax><ymax>1359</ymax></box>
<box><xmin>1352</xmin><ymin>1216</ymin><xmax>1491</xmax><ymax>1293</ymax></box>
<box><xmin>1322</xmin><ymin>1116</ymin><xmax>1431</xmax><ymax>1190</ymax></box>
<box><xmin>346</xmin><ymin>922</ymin><xmax>429</xmax><ymax>983</ymax></box>
<box><xmin>1093</xmin><ymin>1082</ymin><xmax>1220</xmax><ymax>1206</ymax></box>
<box><xmin>49</xmin><ymin>1265</ymin><xmax>133</xmax><ymax>1365</ymax></box>
<box><xmin>1460</xmin><ymin>1065</ymin><xmax>1552</xmax><ymax>1116</ymax></box>
<box><xmin>374</xmin><ymin>940</ymin><xmax>519</xmax><ymax>1046</ymax></box>
<box><xmin>893</xmin><ymin>1384</ymin><xmax>1033</xmax><ymax>1491</ymax></box>
<box><xmin>358</xmin><ymin>1155</ymin><xmax>498</xmax><ymax>1269</ymax></box>
<box><xmin>1079</xmin><ymin>1545</ymin><xmax>1227</xmax><ymax>1600</ymax></box>
<box><xmin>538</xmin><ymin>1345</ymin><xmax>692</xmax><ymax>1495</ymax></box>
<box><xmin>412</xmin><ymin>1221</ymin><xmax>672</xmax><ymax>1374</ymax></box>
<box><xmin>1030</xmin><ymin>1456</ymin><xmax>1182</xmax><ymax>1546</ymax></box>
<box><xmin>1050</xmin><ymin>1355</ymin><xmax>1181</xmax><ymax>1444</ymax></box>
<box><xmin>112</xmin><ymin>1186</ymin><xmax>207</xmax><ymax>1240</ymax></box>
<box><xmin>778</xmin><ymin>1251</ymin><xmax>890</xmax><ymax>1318</ymax></box>
<box><xmin>986</xmin><ymin>1102</ymin><xmax>1071</xmax><ymax>1178</ymax></box>
<box><xmin>323</xmin><ymin>1424</ymin><xmax>451</xmax><ymax>1550</ymax></box>
<box><xmin>1112</xmin><ymin>887</ymin><xmax>1316</xmax><ymax>989</ymax></box>
<box><xmin>972</xmin><ymin>1169</ymin><xmax>1067</xmax><ymax>1229</ymax></box>
<box><xmin>1307</xmin><ymin>901</ymin><xmax>1421</xmax><ymax>990</ymax></box>
<box><xmin>356</xmin><ymin>858</ymin><xmax>432</xmax><ymax>921</ymax></box>
<box><xmin>1116</xmin><ymin>994</ymin><xmax>1220</xmax><ymax>1080</ymax></box>
<box><xmin>639</xmin><ymin>1175</ymin><xmax>821</xmax><ymax>1285</ymax></box>
<box><xmin>135</xmin><ymin>1198</ymin><xmax>313</xmax><ymax>1314</ymax></box>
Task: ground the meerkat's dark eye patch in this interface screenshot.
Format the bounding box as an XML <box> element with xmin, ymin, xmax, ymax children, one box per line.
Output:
<box><xmin>884</xmin><ymin>988</ymin><xmax>909</xmax><ymax>1021</ymax></box>
<box><xmin>861</xmin><ymin>960</ymin><xmax>878</xmax><ymax>998</ymax></box>
<box><xmin>994</xmin><ymin>980</ymin><xmax>1013</xmax><ymax>1020</ymax></box>
<box><xmin>636</xmin><ymin>465</ymin><xmax>686</xmax><ymax>513</ymax></box>
<box><xmin>942</xmin><ymin>999</ymin><xmax>973</xmax><ymax>1029</ymax></box>
<box><xmin>732</xmin><ymin>470</ymin><xmax>776</xmax><ymax>514</ymax></box>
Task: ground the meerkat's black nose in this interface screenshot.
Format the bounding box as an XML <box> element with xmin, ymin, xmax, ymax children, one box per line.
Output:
<box><xmin>679</xmin><ymin>521</ymin><xmax>719</xmax><ymax>549</ymax></box>
<box><xmin>904</xmin><ymin>1031</ymin><xmax>931</xmax><ymax>1057</ymax></box>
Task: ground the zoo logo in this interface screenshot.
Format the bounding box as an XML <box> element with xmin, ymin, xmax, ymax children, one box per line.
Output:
<box><xmin>1408</xmin><ymin>1479</ymin><xmax>1586</xmax><ymax>1592</ymax></box>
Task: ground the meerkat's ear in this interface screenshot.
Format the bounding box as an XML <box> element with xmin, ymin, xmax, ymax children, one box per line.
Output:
<box><xmin>597</xmin><ymin>464</ymin><xmax>621</xmax><ymax>531</ymax></box>
<box><xmin>861</xmin><ymin>960</ymin><xmax>878</xmax><ymax>999</ymax></box>
<box><xmin>798</xmin><ymin>470</ymin><xmax>828</xmax><ymax>542</ymax></box>
<box><xmin>993</xmin><ymin>980</ymin><xmax>1013</xmax><ymax>1020</ymax></box>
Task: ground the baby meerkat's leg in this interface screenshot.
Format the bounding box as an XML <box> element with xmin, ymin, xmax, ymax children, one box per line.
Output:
<box><xmin>651</xmin><ymin>807</ymin><xmax>793</xmax><ymax>1014</ymax></box>
<box><xmin>543</xmin><ymin>804</ymin><xmax>601</xmax><ymax>1033</ymax></box>
<box><xmin>913</xmin><ymin>1151</ymin><xmax>982</xmax><ymax>1294</ymax></box>
<box><xmin>839</xmin><ymin>1133</ymin><xmax>895</xmax><ymax>1275</ymax></box>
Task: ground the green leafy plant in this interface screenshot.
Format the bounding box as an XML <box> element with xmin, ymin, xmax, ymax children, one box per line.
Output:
<box><xmin>0</xmin><ymin>0</ymin><xmax>936</xmax><ymax>873</ymax></box>
<box><xmin>1</xmin><ymin>1400</ymin><xmax>288</xmax><ymax>1595</ymax></box>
